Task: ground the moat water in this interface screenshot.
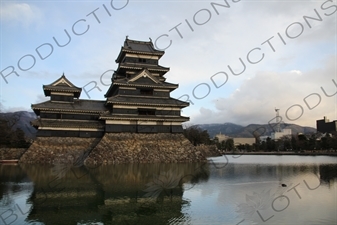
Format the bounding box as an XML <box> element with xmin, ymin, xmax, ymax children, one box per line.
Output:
<box><xmin>0</xmin><ymin>155</ymin><xmax>336</xmax><ymax>225</ymax></box>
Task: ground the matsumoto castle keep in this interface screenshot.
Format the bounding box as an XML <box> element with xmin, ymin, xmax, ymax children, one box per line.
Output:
<box><xmin>21</xmin><ymin>37</ymin><xmax>205</xmax><ymax>164</ymax></box>
<box><xmin>31</xmin><ymin>38</ymin><xmax>190</xmax><ymax>137</ymax></box>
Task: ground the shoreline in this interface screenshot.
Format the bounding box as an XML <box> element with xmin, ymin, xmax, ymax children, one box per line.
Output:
<box><xmin>1</xmin><ymin>148</ymin><xmax>337</xmax><ymax>165</ymax></box>
<box><xmin>221</xmin><ymin>151</ymin><xmax>337</xmax><ymax>156</ymax></box>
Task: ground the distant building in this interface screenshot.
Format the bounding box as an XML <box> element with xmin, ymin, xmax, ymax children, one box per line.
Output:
<box><xmin>233</xmin><ymin>138</ymin><xmax>255</xmax><ymax>146</ymax></box>
<box><xmin>271</xmin><ymin>129</ymin><xmax>292</xmax><ymax>140</ymax></box>
<box><xmin>215</xmin><ymin>133</ymin><xmax>255</xmax><ymax>146</ymax></box>
<box><xmin>259</xmin><ymin>135</ymin><xmax>270</xmax><ymax>142</ymax></box>
<box><xmin>316</xmin><ymin>116</ymin><xmax>337</xmax><ymax>134</ymax></box>
<box><xmin>215</xmin><ymin>133</ymin><xmax>228</xmax><ymax>142</ymax></box>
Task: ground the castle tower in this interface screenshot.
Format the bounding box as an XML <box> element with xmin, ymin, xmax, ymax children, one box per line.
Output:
<box><xmin>22</xmin><ymin>38</ymin><xmax>203</xmax><ymax>165</ymax></box>
<box><xmin>101</xmin><ymin>37</ymin><xmax>189</xmax><ymax>133</ymax></box>
<box><xmin>30</xmin><ymin>74</ymin><xmax>106</xmax><ymax>137</ymax></box>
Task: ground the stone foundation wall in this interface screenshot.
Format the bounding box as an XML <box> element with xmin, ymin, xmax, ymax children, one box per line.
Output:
<box><xmin>0</xmin><ymin>148</ymin><xmax>27</xmax><ymax>160</ymax></box>
<box><xmin>19</xmin><ymin>137</ymin><xmax>101</xmax><ymax>164</ymax></box>
<box><xmin>85</xmin><ymin>133</ymin><xmax>206</xmax><ymax>165</ymax></box>
<box><xmin>18</xmin><ymin>134</ymin><xmax>213</xmax><ymax>164</ymax></box>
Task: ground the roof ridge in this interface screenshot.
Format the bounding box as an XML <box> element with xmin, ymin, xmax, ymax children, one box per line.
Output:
<box><xmin>125</xmin><ymin>37</ymin><xmax>152</xmax><ymax>45</ymax></box>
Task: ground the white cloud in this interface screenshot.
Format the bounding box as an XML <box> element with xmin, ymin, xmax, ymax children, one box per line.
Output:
<box><xmin>0</xmin><ymin>3</ymin><xmax>42</xmax><ymax>27</ymax></box>
<box><xmin>4</xmin><ymin>107</ymin><xmax>31</xmax><ymax>113</ymax></box>
<box><xmin>290</xmin><ymin>70</ymin><xmax>302</xmax><ymax>75</ymax></box>
<box><xmin>0</xmin><ymin>100</ymin><xmax>30</xmax><ymax>112</ymax></box>
<box><xmin>34</xmin><ymin>94</ymin><xmax>49</xmax><ymax>104</ymax></box>
<box><xmin>0</xmin><ymin>0</ymin><xmax>335</xmax><ymax>126</ymax></box>
<box><xmin>0</xmin><ymin>102</ymin><xmax>4</xmax><ymax>112</ymax></box>
<box><xmin>190</xmin><ymin>55</ymin><xmax>337</xmax><ymax>127</ymax></box>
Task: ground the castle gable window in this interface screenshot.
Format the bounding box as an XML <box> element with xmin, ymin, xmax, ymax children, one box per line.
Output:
<box><xmin>138</xmin><ymin>108</ymin><xmax>155</xmax><ymax>115</ymax></box>
<box><xmin>51</xmin><ymin>95</ymin><xmax>74</xmax><ymax>102</ymax></box>
<box><xmin>139</xmin><ymin>89</ymin><xmax>153</xmax><ymax>96</ymax></box>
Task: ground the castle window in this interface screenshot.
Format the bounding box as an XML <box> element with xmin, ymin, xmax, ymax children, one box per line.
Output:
<box><xmin>138</xmin><ymin>58</ymin><xmax>146</xmax><ymax>63</ymax></box>
<box><xmin>138</xmin><ymin>108</ymin><xmax>155</xmax><ymax>116</ymax></box>
<box><xmin>51</xmin><ymin>95</ymin><xmax>73</xmax><ymax>102</ymax></box>
<box><xmin>140</xmin><ymin>89</ymin><xmax>153</xmax><ymax>96</ymax></box>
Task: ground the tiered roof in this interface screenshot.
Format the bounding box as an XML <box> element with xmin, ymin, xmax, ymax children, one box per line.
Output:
<box><xmin>31</xmin><ymin>74</ymin><xmax>107</xmax><ymax>133</ymax></box>
<box><xmin>102</xmin><ymin>37</ymin><xmax>190</xmax><ymax>127</ymax></box>
<box><xmin>115</xmin><ymin>38</ymin><xmax>165</xmax><ymax>63</ymax></box>
<box><xmin>31</xmin><ymin>38</ymin><xmax>189</xmax><ymax>135</ymax></box>
<box><xmin>106</xmin><ymin>96</ymin><xmax>188</xmax><ymax>107</ymax></box>
<box><xmin>31</xmin><ymin>99</ymin><xmax>107</xmax><ymax>115</ymax></box>
<box><xmin>117</xmin><ymin>63</ymin><xmax>169</xmax><ymax>73</ymax></box>
<box><xmin>31</xmin><ymin>119</ymin><xmax>105</xmax><ymax>129</ymax></box>
<box><xmin>100</xmin><ymin>114</ymin><xmax>189</xmax><ymax>122</ymax></box>
<box><xmin>105</xmin><ymin>69</ymin><xmax>178</xmax><ymax>97</ymax></box>
<box><xmin>43</xmin><ymin>74</ymin><xmax>82</xmax><ymax>98</ymax></box>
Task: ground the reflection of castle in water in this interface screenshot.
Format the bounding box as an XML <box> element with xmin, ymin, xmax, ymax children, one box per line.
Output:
<box><xmin>17</xmin><ymin>163</ymin><xmax>209</xmax><ymax>225</ymax></box>
<box><xmin>1</xmin><ymin>162</ymin><xmax>335</xmax><ymax>224</ymax></box>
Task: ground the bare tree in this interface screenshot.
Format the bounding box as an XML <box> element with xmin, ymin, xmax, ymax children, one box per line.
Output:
<box><xmin>0</xmin><ymin>112</ymin><xmax>29</xmax><ymax>148</ymax></box>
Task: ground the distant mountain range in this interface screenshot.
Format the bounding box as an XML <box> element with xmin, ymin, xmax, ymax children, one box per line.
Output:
<box><xmin>197</xmin><ymin>123</ymin><xmax>316</xmax><ymax>138</ymax></box>
<box><xmin>0</xmin><ymin>111</ymin><xmax>37</xmax><ymax>139</ymax></box>
<box><xmin>0</xmin><ymin>111</ymin><xmax>317</xmax><ymax>139</ymax></box>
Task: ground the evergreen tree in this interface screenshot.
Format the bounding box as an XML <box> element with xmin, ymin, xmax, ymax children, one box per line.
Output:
<box><xmin>225</xmin><ymin>139</ymin><xmax>234</xmax><ymax>151</ymax></box>
<box><xmin>183</xmin><ymin>126</ymin><xmax>211</xmax><ymax>146</ymax></box>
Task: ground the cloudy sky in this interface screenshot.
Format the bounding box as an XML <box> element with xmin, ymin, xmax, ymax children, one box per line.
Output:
<box><xmin>1</xmin><ymin>0</ymin><xmax>336</xmax><ymax>127</ymax></box>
